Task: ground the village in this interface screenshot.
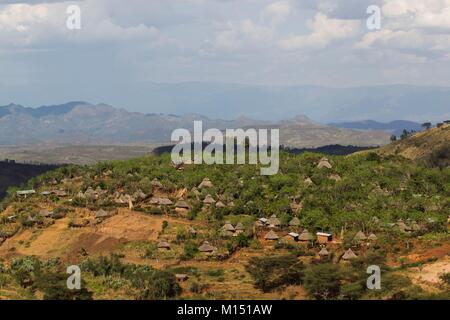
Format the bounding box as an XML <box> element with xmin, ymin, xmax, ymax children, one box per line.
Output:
<box><xmin>0</xmin><ymin>149</ymin><xmax>449</xmax><ymax>300</ymax></box>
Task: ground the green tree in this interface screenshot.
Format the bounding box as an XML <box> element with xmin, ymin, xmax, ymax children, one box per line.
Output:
<box><xmin>246</xmin><ymin>254</ymin><xmax>304</xmax><ymax>292</ymax></box>
<box><xmin>303</xmin><ymin>263</ymin><xmax>342</xmax><ymax>300</ymax></box>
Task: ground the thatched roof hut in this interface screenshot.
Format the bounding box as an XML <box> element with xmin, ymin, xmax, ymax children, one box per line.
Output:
<box><xmin>317</xmin><ymin>157</ymin><xmax>332</xmax><ymax>169</ymax></box>
<box><xmin>203</xmin><ymin>194</ymin><xmax>216</xmax><ymax>204</ymax></box>
<box><xmin>38</xmin><ymin>209</ymin><xmax>53</xmax><ymax>218</ymax></box>
<box><xmin>151</xmin><ymin>178</ymin><xmax>163</xmax><ymax>188</ymax></box>
<box><xmin>264</xmin><ymin>230</ymin><xmax>279</xmax><ymax>240</ymax></box>
<box><xmin>353</xmin><ymin>231</ymin><xmax>367</xmax><ymax>241</ymax></box>
<box><xmin>158</xmin><ymin>198</ymin><xmax>173</xmax><ymax>205</ymax></box>
<box><xmin>222</xmin><ymin>222</ymin><xmax>235</xmax><ymax>232</ymax></box>
<box><xmin>290</xmin><ymin>202</ymin><xmax>303</xmax><ymax>213</ymax></box>
<box><xmin>342</xmin><ymin>248</ymin><xmax>357</xmax><ymax>260</ymax></box>
<box><xmin>299</xmin><ymin>229</ymin><xmax>314</xmax><ymax>241</ymax></box>
<box><xmin>188</xmin><ymin>226</ymin><xmax>197</xmax><ymax>235</ymax></box>
<box><xmin>149</xmin><ymin>197</ymin><xmax>160</xmax><ymax>204</ymax></box>
<box><xmin>175</xmin><ymin>274</ymin><xmax>189</xmax><ymax>282</ymax></box>
<box><xmin>268</xmin><ymin>215</ymin><xmax>281</xmax><ymax>227</ymax></box>
<box><xmin>95</xmin><ymin>209</ymin><xmax>110</xmax><ymax>219</ymax></box>
<box><xmin>198</xmin><ymin>241</ymin><xmax>216</xmax><ymax>252</ymax></box>
<box><xmin>175</xmin><ymin>199</ymin><xmax>190</xmax><ymax>209</ymax></box>
<box><xmin>289</xmin><ymin>217</ymin><xmax>301</xmax><ymax>227</ymax></box>
<box><xmin>397</xmin><ymin>221</ymin><xmax>411</xmax><ymax>232</ymax></box>
<box><xmin>198</xmin><ymin>178</ymin><xmax>213</xmax><ymax>189</ymax></box>
<box><xmin>215</xmin><ymin>201</ymin><xmax>226</xmax><ymax>208</ymax></box>
<box><xmin>304</xmin><ymin>177</ymin><xmax>313</xmax><ymax>185</ymax></box>
<box><xmin>235</xmin><ymin>222</ymin><xmax>245</xmax><ymax>231</ymax></box>
<box><xmin>329</xmin><ymin>174</ymin><xmax>342</xmax><ymax>181</ymax></box>
<box><xmin>318</xmin><ymin>247</ymin><xmax>330</xmax><ymax>256</ymax></box>
<box><xmin>367</xmin><ymin>233</ymin><xmax>378</xmax><ymax>241</ymax></box>
<box><xmin>157</xmin><ymin>240</ymin><xmax>171</xmax><ymax>250</ymax></box>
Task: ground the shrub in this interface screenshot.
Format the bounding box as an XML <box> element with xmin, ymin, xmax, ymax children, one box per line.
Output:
<box><xmin>303</xmin><ymin>263</ymin><xmax>342</xmax><ymax>300</ymax></box>
<box><xmin>182</xmin><ymin>241</ymin><xmax>198</xmax><ymax>260</ymax></box>
<box><xmin>246</xmin><ymin>254</ymin><xmax>304</xmax><ymax>292</ymax></box>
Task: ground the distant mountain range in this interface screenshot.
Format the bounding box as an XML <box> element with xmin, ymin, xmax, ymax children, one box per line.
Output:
<box><xmin>5</xmin><ymin>83</ymin><xmax>450</xmax><ymax>123</ymax></box>
<box><xmin>0</xmin><ymin>102</ymin><xmax>390</xmax><ymax>148</ymax></box>
<box><xmin>328</xmin><ymin>120</ymin><xmax>423</xmax><ymax>136</ymax></box>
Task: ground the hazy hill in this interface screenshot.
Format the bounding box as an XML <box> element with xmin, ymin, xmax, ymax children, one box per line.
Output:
<box><xmin>0</xmin><ymin>102</ymin><xmax>390</xmax><ymax>148</ymax></box>
<box><xmin>329</xmin><ymin>120</ymin><xmax>423</xmax><ymax>136</ymax></box>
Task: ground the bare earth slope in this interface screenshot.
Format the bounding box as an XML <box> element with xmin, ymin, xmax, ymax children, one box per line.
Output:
<box><xmin>377</xmin><ymin>124</ymin><xmax>450</xmax><ymax>162</ymax></box>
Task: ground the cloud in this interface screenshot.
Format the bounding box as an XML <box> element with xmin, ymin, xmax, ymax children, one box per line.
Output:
<box><xmin>207</xmin><ymin>1</ymin><xmax>292</xmax><ymax>52</ymax></box>
<box><xmin>0</xmin><ymin>1</ymin><xmax>165</xmax><ymax>47</ymax></box>
<box><xmin>355</xmin><ymin>0</ymin><xmax>450</xmax><ymax>58</ymax></box>
<box><xmin>279</xmin><ymin>13</ymin><xmax>361</xmax><ymax>50</ymax></box>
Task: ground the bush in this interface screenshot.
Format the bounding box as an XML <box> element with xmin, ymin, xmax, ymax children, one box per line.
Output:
<box><xmin>246</xmin><ymin>254</ymin><xmax>304</xmax><ymax>292</ymax></box>
<box><xmin>182</xmin><ymin>241</ymin><xmax>198</xmax><ymax>260</ymax></box>
<box><xmin>439</xmin><ymin>272</ymin><xmax>450</xmax><ymax>286</ymax></box>
<box><xmin>35</xmin><ymin>272</ymin><xmax>93</xmax><ymax>300</ymax></box>
<box><xmin>303</xmin><ymin>263</ymin><xmax>342</xmax><ymax>300</ymax></box>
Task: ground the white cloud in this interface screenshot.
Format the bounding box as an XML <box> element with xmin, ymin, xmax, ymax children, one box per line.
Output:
<box><xmin>261</xmin><ymin>1</ymin><xmax>291</xmax><ymax>25</ymax></box>
<box><xmin>355</xmin><ymin>0</ymin><xmax>450</xmax><ymax>58</ymax></box>
<box><xmin>0</xmin><ymin>1</ymin><xmax>164</xmax><ymax>47</ymax></box>
<box><xmin>279</xmin><ymin>13</ymin><xmax>361</xmax><ymax>50</ymax></box>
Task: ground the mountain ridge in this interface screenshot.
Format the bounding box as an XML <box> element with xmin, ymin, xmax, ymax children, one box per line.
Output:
<box><xmin>0</xmin><ymin>101</ymin><xmax>390</xmax><ymax>148</ymax></box>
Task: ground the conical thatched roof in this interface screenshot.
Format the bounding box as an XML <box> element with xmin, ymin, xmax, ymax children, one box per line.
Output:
<box><xmin>289</xmin><ymin>217</ymin><xmax>301</xmax><ymax>227</ymax></box>
<box><xmin>299</xmin><ymin>229</ymin><xmax>314</xmax><ymax>241</ymax></box>
<box><xmin>157</xmin><ymin>240</ymin><xmax>171</xmax><ymax>249</ymax></box>
<box><xmin>318</xmin><ymin>247</ymin><xmax>330</xmax><ymax>256</ymax></box>
<box><xmin>198</xmin><ymin>241</ymin><xmax>216</xmax><ymax>252</ymax></box>
<box><xmin>372</xmin><ymin>216</ymin><xmax>380</xmax><ymax>223</ymax></box>
<box><xmin>228</xmin><ymin>201</ymin><xmax>235</xmax><ymax>208</ymax></box>
<box><xmin>198</xmin><ymin>178</ymin><xmax>213</xmax><ymax>189</ymax></box>
<box><xmin>151</xmin><ymin>178</ymin><xmax>163</xmax><ymax>188</ymax></box>
<box><xmin>133</xmin><ymin>189</ymin><xmax>147</xmax><ymax>200</ymax></box>
<box><xmin>222</xmin><ymin>222</ymin><xmax>235</xmax><ymax>232</ymax></box>
<box><xmin>264</xmin><ymin>230</ymin><xmax>279</xmax><ymax>240</ymax></box>
<box><xmin>353</xmin><ymin>231</ymin><xmax>367</xmax><ymax>241</ymax></box>
<box><xmin>329</xmin><ymin>174</ymin><xmax>342</xmax><ymax>181</ymax></box>
<box><xmin>235</xmin><ymin>222</ymin><xmax>245</xmax><ymax>231</ymax></box>
<box><xmin>175</xmin><ymin>199</ymin><xmax>190</xmax><ymax>209</ymax></box>
<box><xmin>397</xmin><ymin>221</ymin><xmax>410</xmax><ymax>231</ymax></box>
<box><xmin>367</xmin><ymin>233</ymin><xmax>378</xmax><ymax>241</ymax></box>
<box><xmin>342</xmin><ymin>248</ymin><xmax>357</xmax><ymax>260</ymax></box>
<box><xmin>304</xmin><ymin>177</ymin><xmax>313</xmax><ymax>185</ymax></box>
<box><xmin>158</xmin><ymin>197</ymin><xmax>173</xmax><ymax>205</ymax></box>
<box><xmin>215</xmin><ymin>201</ymin><xmax>226</xmax><ymax>208</ymax></box>
<box><xmin>268</xmin><ymin>215</ymin><xmax>281</xmax><ymax>226</ymax></box>
<box><xmin>317</xmin><ymin>157</ymin><xmax>332</xmax><ymax>169</ymax></box>
<box><xmin>290</xmin><ymin>202</ymin><xmax>303</xmax><ymax>213</ymax></box>
<box><xmin>95</xmin><ymin>209</ymin><xmax>109</xmax><ymax>218</ymax></box>
<box><xmin>38</xmin><ymin>209</ymin><xmax>53</xmax><ymax>217</ymax></box>
<box><xmin>188</xmin><ymin>226</ymin><xmax>197</xmax><ymax>235</ymax></box>
<box><xmin>203</xmin><ymin>194</ymin><xmax>216</xmax><ymax>204</ymax></box>
<box><xmin>148</xmin><ymin>197</ymin><xmax>159</xmax><ymax>204</ymax></box>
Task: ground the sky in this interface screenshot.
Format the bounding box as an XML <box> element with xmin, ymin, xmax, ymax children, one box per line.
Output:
<box><xmin>1</xmin><ymin>0</ymin><xmax>450</xmax><ymax>115</ymax></box>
